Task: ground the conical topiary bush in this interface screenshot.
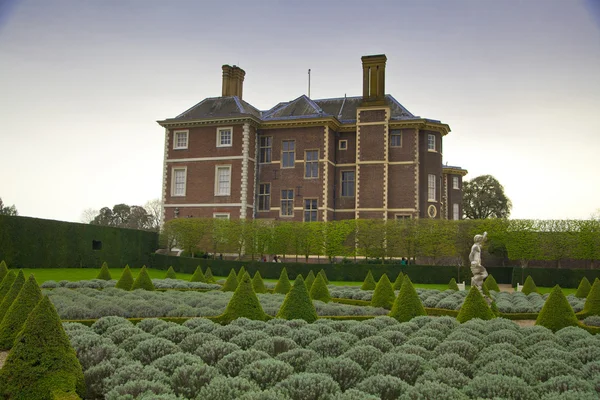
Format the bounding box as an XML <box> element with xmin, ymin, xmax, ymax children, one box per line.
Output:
<box><xmin>536</xmin><ymin>285</ymin><xmax>579</xmax><ymax>332</ymax></box>
<box><xmin>456</xmin><ymin>286</ymin><xmax>495</xmax><ymax>323</ymax></box>
<box><xmin>361</xmin><ymin>270</ymin><xmax>377</xmax><ymax>290</ymax></box>
<box><xmin>0</xmin><ymin>270</ymin><xmax>25</xmax><ymax>323</ymax></box>
<box><xmin>222</xmin><ymin>269</ymin><xmax>239</xmax><ymax>292</ymax></box>
<box><xmin>521</xmin><ymin>275</ymin><xmax>538</xmax><ymax>295</ymax></box>
<box><xmin>482</xmin><ymin>280</ymin><xmax>491</xmax><ymax>298</ymax></box>
<box><xmin>190</xmin><ymin>266</ymin><xmax>207</xmax><ymax>283</ymax></box>
<box><xmin>115</xmin><ymin>265</ymin><xmax>134</xmax><ymax>291</ymax></box>
<box><xmin>236</xmin><ymin>266</ymin><xmax>247</xmax><ymax>282</ymax></box>
<box><xmin>274</xmin><ymin>268</ymin><xmax>292</xmax><ymax>294</ymax></box>
<box><xmin>371</xmin><ymin>273</ymin><xmax>396</xmax><ymax>309</ymax></box>
<box><xmin>448</xmin><ymin>278</ymin><xmax>459</xmax><ymax>291</ymax></box>
<box><xmin>318</xmin><ymin>269</ymin><xmax>329</xmax><ymax>285</ymax></box>
<box><xmin>276</xmin><ymin>275</ymin><xmax>318</xmax><ymax>323</ymax></box>
<box><xmin>389</xmin><ymin>276</ymin><xmax>426</xmax><ymax>322</ymax></box>
<box><xmin>219</xmin><ymin>272</ymin><xmax>268</xmax><ymax>324</ymax></box>
<box><xmin>131</xmin><ymin>266</ymin><xmax>155</xmax><ymax>291</ymax></box>
<box><xmin>96</xmin><ymin>262</ymin><xmax>112</xmax><ymax>281</ymax></box>
<box><xmin>309</xmin><ymin>273</ymin><xmax>331</xmax><ymax>303</ymax></box>
<box><xmin>0</xmin><ymin>270</ymin><xmax>17</xmax><ymax>304</ymax></box>
<box><xmin>205</xmin><ymin>266</ymin><xmax>215</xmax><ymax>283</ymax></box>
<box><xmin>305</xmin><ymin>270</ymin><xmax>316</xmax><ymax>292</ymax></box>
<box><xmin>583</xmin><ymin>278</ymin><xmax>600</xmax><ymax>317</ymax></box>
<box><xmin>393</xmin><ymin>272</ymin><xmax>404</xmax><ymax>290</ymax></box>
<box><xmin>0</xmin><ymin>260</ymin><xmax>8</xmax><ymax>282</ymax></box>
<box><xmin>0</xmin><ymin>274</ymin><xmax>43</xmax><ymax>350</ymax></box>
<box><xmin>252</xmin><ymin>271</ymin><xmax>267</xmax><ymax>294</ymax></box>
<box><xmin>575</xmin><ymin>276</ymin><xmax>592</xmax><ymax>299</ymax></box>
<box><xmin>484</xmin><ymin>274</ymin><xmax>500</xmax><ymax>292</ymax></box>
<box><xmin>0</xmin><ymin>296</ymin><xmax>86</xmax><ymax>399</ymax></box>
<box><xmin>165</xmin><ymin>266</ymin><xmax>177</xmax><ymax>279</ymax></box>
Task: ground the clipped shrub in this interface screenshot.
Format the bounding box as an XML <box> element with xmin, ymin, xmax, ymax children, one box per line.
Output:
<box><xmin>0</xmin><ymin>270</ymin><xmax>16</xmax><ymax>303</ymax></box>
<box><xmin>180</xmin><ymin>332</ymin><xmax>221</xmax><ymax>353</ymax></box>
<box><xmin>131</xmin><ymin>266</ymin><xmax>155</xmax><ymax>291</ymax></box>
<box><xmin>456</xmin><ymin>286</ymin><xmax>495</xmax><ymax>323</ymax></box>
<box><xmin>319</xmin><ymin>269</ymin><xmax>330</xmax><ymax>285</ymax></box>
<box><xmin>583</xmin><ymin>278</ymin><xmax>600</xmax><ymax>316</ymax></box>
<box><xmin>171</xmin><ymin>364</ymin><xmax>220</xmax><ymax>398</ymax></box>
<box><xmin>115</xmin><ymin>265</ymin><xmax>134</xmax><ymax>290</ymax></box>
<box><xmin>464</xmin><ymin>373</ymin><xmax>539</xmax><ymax>400</ymax></box>
<box><xmin>198</xmin><ymin>376</ymin><xmax>259</xmax><ymax>400</ymax></box>
<box><xmin>522</xmin><ymin>275</ymin><xmax>539</xmax><ymax>295</ymax></box>
<box><xmin>253</xmin><ymin>336</ymin><xmax>298</xmax><ymax>356</ymax></box>
<box><xmin>370</xmin><ymin>273</ymin><xmax>396</xmax><ymax>309</ymax></box>
<box><xmin>0</xmin><ymin>260</ymin><xmax>7</xmax><ymax>282</ymax></box>
<box><xmin>343</xmin><ymin>345</ymin><xmax>383</xmax><ymax>370</ymax></box>
<box><xmin>96</xmin><ymin>262</ymin><xmax>112</xmax><ymax>280</ymax></box>
<box><xmin>0</xmin><ymin>296</ymin><xmax>85</xmax><ymax>399</ymax></box>
<box><xmin>402</xmin><ymin>381</ymin><xmax>469</xmax><ymax>400</ymax></box>
<box><xmin>276</xmin><ymin>274</ymin><xmax>318</xmax><ymax>323</ymax></box>
<box><xmin>91</xmin><ymin>316</ymin><xmax>133</xmax><ymax>335</ymax></box>
<box><xmin>222</xmin><ymin>269</ymin><xmax>239</xmax><ymax>292</ymax></box>
<box><xmin>361</xmin><ymin>270</ymin><xmax>377</xmax><ymax>290</ymax></box>
<box><xmin>0</xmin><ymin>269</ymin><xmax>25</xmax><ymax>322</ymax></box>
<box><xmin>333</xmin><ymin>389</ymin><xmax>379</xmax><ymax>400</ymax></box>
<box><xmin>356</xmin><ymin>374</ymin><xmax>410</xmax><ymax>400</ymax></box>
<box><xmin>0</xmin><ymin>274</ymin><xmax>43</xmax><ymax>350</ymax></box>
<box><xmin>275</xmin><ymin>348</ymin><xmax>319</xmax><ymax>373</ymax></box>
<box><xmin>536</xmin><ymin>285</ymin><xmax>579</xmax><ymax>332</ymax></box>
<box><xmin>448</xmin><ymin>278</ymin><xmax>459</xmax><ymax>291</ymax></box>
<box><xmin>252</xmin><ymin>270</ymin><xmax>267</xmax><ymax>293</ymax></box>
<box><xmin>310</xmin><ymin>272</ymin><xmax>331</xmax><ymax>303</ymax></box>
<box><xmin>274</xmin><ymin>268</ymin><xmax>292</xmax><ymax>294</ymax></box>
<box><xmin>165</xmin><ymin>266</ymin><xmax>177</xmax><ymax>279</ymax></box>
<box><xmin>237</xmin><ymin>266</ymin><xmax>247</xmax><ymax>282</ymax></box>
<box><xmin>195</xmin><ymin>341</ymin><xmax>241</xmax><ymax>365</ymax></box>
<box><xmin>217</xmin><ymin>349</ymin><xmax>271</xmax><ymax>377</ymax></box>
<box><xmin>307</xmin><ymin>357</ymin><xmax>365</xmax><ymax>391</ymax></box>
<box><xmin>575</xmin><ymin>276</ymin><xmax>592</xmax><ymax>298</ymax></box>
<box><xmin>105</xmin><ymin>379</ymin><xmax>173</xmax><ymax>400</ymax></box>
<box><xmin>205</xmin><ymin>266</ymin><xmax>215</xmax><ymax>282</ymax></box>
<box><xmin>190</xmin><ymin>265</ymin><xmax>207</xmax><ymax>282</ymax></box>
<box><xmin>475</xmin><ymin>358</ymin><xmax>534</xmax><ymax>384</ymax></box>
<box><xmin>369</xmin><ymin>352</ymin><xmax>426</xmax><ymax>385</ymax></box>
<box><xmin>239</xmin><ymin>359</ymin><xmax>294</xmax><ymax>390</ymax></box>
<box><xmin>308</xmin><ymin>335</ymin><xmax>351</xmax><ymax>358</ymax></box>
<box><xmin>156</xmin><ymin>324</ymin><xmax>192</xmax><ymax>344</ymax></box>
<box><xmin>220</xmin><ymin>272</ymin><xmax>268</xmax><ymax>323</ymax></box>
<box><xmin>484</xmin><ymin>274</ymin><xmax>500</xmax><ymax>292</ymax></box>
<box><xmin>393</xmin><ymin>272</ymin><xmax>404</xmax><ymax>290</ymax></box>
<box><xmin>275</xmin><ymin>372</ymin><xmax>341</xmax><ymax>400</ymax></box>
<box><xmin>531</xmin><ymin>359</ymin><xmax>581</xmax><ymax>383</ymax></box>
<box><xmin>305</xmin><ymin>270</ymin><xmax>316</xmax><ymax>291</ymax></box>
<box><xmin>151</xmin><ymin>353</ymin><xmax>204</xmax><ymax>375</ymax></box>
<box><xmin>537</xmin><ymin>375</ymin><xmax>595</xmax><ymax>396</ymax></box>
<box><xmin>434</xmin><ymin>340</ymin><xmax>478</xmax><ymax>362</ymax></box>
<box><xmin>131</xmin><ymin>337</ymin><xmax>181</xmax><ymax>365</ymax></box>
<box><xmin>389</xmin><ymin>276</ymin><xmax>426</xmax><ymax>322</ymax></box>
<box><xmin>231</xmin><ymin>330</ymin><xmax>270</xmax><ymax>350</ymax></box>
<box><xmin>431</xmin><ymin>353</ymin><xmax>472</xmax><ymax>377</ymax></box>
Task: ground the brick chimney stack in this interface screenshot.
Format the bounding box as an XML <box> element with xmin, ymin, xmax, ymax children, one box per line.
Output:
<box><xmin>361</xmin><ymin>54</ymin><xmax>387</xmax><ymax>106</ymax></box>
<box><xmin>222</xmin><ymin>65</ymin><xmax>246</xmax><ymax>100</ymax></box>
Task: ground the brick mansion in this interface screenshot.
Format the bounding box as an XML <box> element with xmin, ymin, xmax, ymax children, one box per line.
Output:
<box><xmin>158</xmin><ymin>54</ymin><xmax>467</xmax><ymax>223</ymax></box>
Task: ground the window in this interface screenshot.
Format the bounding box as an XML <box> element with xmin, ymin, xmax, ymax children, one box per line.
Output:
<box><xmin>339</xmin><ymin>140</ymin><xmax>348</xmax><ymax>150</ymax></box>
<box><xmin>304</xmin><ymin>199</ymin><xmax>318</xmax><ymax>222</ymax></box>
<box><xmin>395</xmin><ymin>214</ymin><xmax>411</xmax><ymax>220</ymax></box>
<box><xmin>281</xmin><ymin>189</ymin><xmax>294</xmax><ymax>216</ymax></box>
<box><xmin>282</xmin><ymin>140</ymin><xmax>295</xmax><ymax>168</ymax></box>
<box><xmin>215</xmin><ymin>166</ymin><xmax>231</xmax><ymax>196</ymax></box>
<box><xmin>452</xmin><ymin>176</ymin><xmax>459</xmax><ymax>189</ymax></box>
<box><xmin>341</xmin><ymin>171</ymin><xmax>355</xmax><ymax>197</ymax></box>
<box><xmin>173</xmin><ymin>131</ymin><xmax>188</xmax><ymax>150</ymax></box>
<box><xmin>427</xmin><ymin>134</ymin><xmax>436</xmax><ymax>151</ymax></box>
<box><xmin>259</xmin><ymin>136</ymin><xmax>272</xmax><ymax>163</ymax></box>
<box><xmin>258</xmin><ymin>183</ymin><xmax>270</xmax><ymax>211</ymax></box>
<box><xmin>428</xmin><ymin>174</ymin><xmax>436</xmax><ymax>201</ymax></box>
<box><xmin>172</xmin><ymin>167</ymin><xmax>187</xmax><ymax>196</ymax></box>
<box><xmin>305</xmin><ymin>150</ymin><xmax>318</xmax><ymax>178</ymax></box>
<box><xmin>92</xmin><ymin>240</ymin><xmax>102</xmax><ymax>250</ymax></box>
<box><xmin>390</xmin><ymin>130</ymin><xmax>402</xmax><ymax>147</ymax></box>
<box><xmin>213</xmin><ymin>213</ymin><xmax>230</xmax><ymax>220</ymax></box>
<box><xmin>217</xmin><ymin>127</ymin><xmax>233</xmax><ymax>147</ymax></box>
<box><xmin>453</xmin><ymin>203</ymin><xmax>460</xmax><ymax>220</ymax></box>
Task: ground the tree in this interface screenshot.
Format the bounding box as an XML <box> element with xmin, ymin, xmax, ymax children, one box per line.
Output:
<box><xmin>0</xmin><ymin>198</ymin><xmax>18</xmax><ymax>216</ymax></box>
<box><xmin>91</xmin><ymin>203</ymin><xmax>151</xmax><ymax>230</ymax></box>
<box><xmin>80</xmin><ymin>208</ymin><xmax>98</xmax><ymax>223</ymax></box>
<box><xmin>144</xmin><ymin>199</ymin><xmax>163</xmax><ymax>231</ymax></box>
<box><xmin>462</xmin><ymin>175</ymin><xmax>512</xmax><ymax>219</ymax></box>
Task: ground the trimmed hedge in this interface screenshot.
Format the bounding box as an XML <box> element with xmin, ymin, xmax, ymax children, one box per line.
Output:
<box><xmin>448</xmin><ymin>278</ymin><xmax>459</xmax><ymax>291</ymax></box>
<box><xmin>575</xmin><ymin>276</ymin><xmax>592</xmax><ymax>298</ymax></box>
<box><xmin>96</xmin><ymin>262</ymin><xmax>112</xmax><ymax>280</ymax></box>
<box><xmin>309</xmin><ymin>273</ymin><xmax>331</xmax><ymax>303</ymax></box>
<box><xmin>252</xmin><ymin>271</ymin><xmax>267</xmax><ymax>294</ymax></box>
<box><xmin>511</xmin><ymin>266</ymin><xmax>600</xmax><ymax>288</ymax></box>
<box><xmin>0</xmin><ymin>269</ymin><xmax>25</xmax><ymax>323</ymax></box>
<box><xmin>370</xmin><ymin>274</ymin><xmax>396</xmax><ymax>309</ymax></box>
<box><xmin>305</xmin><ymin>270</ymin><xmax>316</xmax><ymax>291</ymax></box>
<box><xmin>361</xmin><ymin>271</ymin><xmax>377</xmax><ymax>290</ymax></box>
<box><xmin>276</xmin><ymin>275</ymin><xmax>318</xmax><ymax>323</ymax></box>
<box><xmin>115</xmin><ymin>265</ymin><xmax>134</xmax><ymax>291</ymax></box>
<box><xmin>0</xmin><ymin>270</ymin><xmax>17</xmax><ymax>303</ymax></box>
<box><xmin>393</xmin><ymin>272</ymin><xmax>404</xmax><ymax>290</ymax></box>
<box><xmin>131</xmin><ymin>266</ymin><xmax>155</xmax><ymax>291</ymax></box>
<box><xmin>456</xmin><ymin>286</ymin><xmax>495</xmax><ymax>323</ymax></box>
<box><xmin>522</xmin><ymin>275</ymin><xmax>539</xmax><ymax>295</ymax></box>
<box><xmin>222</xmin><ymin>269</ymin><xmax>239</xmax><ymax>292</ymax></box>
<box><xmin>165</xmin><ymin>266</ymin><xmax>177</xmax><ymax>279</ymax></box>
<box><xmin>389</xmin><ymin>276</ymin><xmax>426</xmax><ymax>322</ymax></box>
<box><xmin>582</xmin><ymin>278</ymin><xmax>600</xmax><ymax>317</ymax></box>
<box><xmin>484</xmin><ymin>274</ymin><xmax>500</xmax><ymax>292</ymax></box>
<box><xmin>0</xmin><ymin>274</ymin><xmax>43</xmax><ymax>350</ymax></box>
<box><xmin>218</xmin><ymin>272</ymin><xmax>268</xmax><ymax>323</ymax></box>
<box><xmin>0</xmin><ymin>214</ymin><xmax>158</xmax><ymax>269</ymax></box>
<box><xmin>273</xmin><ymin>268</ymin><xmax>291</xmax><ymax>294</ymax></box>
<box><xmin>536</xmin><ymin>285</ymin><xmax>579</xmax><ymax>332</ymax></box>
<box><xmin>190</xmin><ymin>266</ymin><xmax>206</xmax><ymax>283</ymax></box>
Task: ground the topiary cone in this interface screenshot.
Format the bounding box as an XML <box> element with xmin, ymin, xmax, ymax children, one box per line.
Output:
<box><xmin>318</xmin><ymin>269</ymin><xmax>329</xmax><ymax>285</ymax></box>
<box><xmin>205</xmin><ymin>266</ymin><xmax>215</xmax><ymax>283</ymax></box>
<box><xmin>252</xmin><ymin>270</ymin><xmax>267</xmax><ymax>294</ymax></box>
<box><xmin>309</xmin><ymin>273</ymin><xmax>331</xmax><ymax>303</ymax></box>
<box><xmin>276</xmin><ymin>275</ymin><xmax>318</xmax><ymax>323</ymax></box>
<box><xmin>456</xmin><ymin>286</ymin><xmax>495</xmax><ymax>323</ymax></box>
<box><xmin>221</xmin><ymin>269</ymin><xmax>239</xmax><ymax>292</ymax></box>
<box><xmin>165</xmin><ymin>266</ymin><xmax>177</xmax><ymax>279</ymax></box>
<box><xmin>305</xmin><ymin>270</ymin><xmax>316</xmax><ymax>292</ymax></box>
<box><xmin>575</xmin><ymin>276</ymin><xmax>592</xmax><ymax>299</ymax></box>
<box><xmin>236</xmin><ymin>266</ymin><xmax>246</xmax><ymax>283</ymax></box>
<box><xmin>0</xmin><ymin>270</ymin><xmax>17</xmax><ymax>304</ymax></box>
<box><xmin>219</xmin><ymin>272</ymin><xmax>268</xmax><ymax>324</ymax></box>
<box><xmin>393</xmin><ymin>272</ymin><xmax>404</xmax><ymax>290</ymax></box>
<box><xmin>583</xmin><ymin>278</ymin><xmax>600</xmax><ymax>317</ymax></box>
<box><xmin>521</xmin><ymin>275</ymin><xmax>538</xmax><ymax>295</ymax></box>
<box><xmin>190</xmin><ymin>266</ymin><xmax>207</xmax><ymax>283</ymax></box>
<box><xmin>96</xmin><ymin>262</ymin><xmax>112</xmax><ymax>281</ymax></box>
<box><xmin>0</xmin><ymin>260</ymin><xmax>8</xmax><ymax>282</ymax></box>
<box><xmin>448</xmin><ymin>278</ymin><xmax>459</xmax><ymax>291</ymax></box>
<box><xmin>115</xmin><ymin>265</ymin><xmax>134</xmax><ymax>291</ymax></box>
<box><xmin>131</xmin><ymin>266</ymin><xmax>155</xmax><ymax>291</ymax></box>
<box><xmin>536</xmin><ymin>285</ymin><xmax>579</xmax><ymax>332</ymax></box>
<box><xmin>484</xmin><ymin>274</ymin><xmax>500</xmax><ymax>292</ymax></box>
<box><xmin>371</xmin><ymin>273</ymin><xmax>396</xmax><ymax>309</ymax></box>
<box><xmin>0</xmin><ymin>296</ymin><xmax>86</xmax><ymax>399</ymax></box>
<box><xmin>361</xmin><ymin>270</ymin><xmax>377</xmax><ymax>290</ymax></box>
<box><xmin>0</xmin><ymin>269</ymin><xmax>25</xmax><ymax>323</ymax></box>
<box><xmin>0</xmin><ymin>274</ymin><xmax>43</xmax><ymax>350</ymax></box>
<box><xmin>274</xmin><ymin>268</ymin><xmax>292</xmax><ymax>294</ymax></box>
<box><xmin>389</xmin><ymin>275</ymin><xmax>426</xmax><ymax>322</ymax></box>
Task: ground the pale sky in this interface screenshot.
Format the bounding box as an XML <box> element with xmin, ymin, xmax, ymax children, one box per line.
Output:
<box><xmin>1</xmin><ymin>0</ymin><xmax>599</xmax><ymax>222</ymax></box>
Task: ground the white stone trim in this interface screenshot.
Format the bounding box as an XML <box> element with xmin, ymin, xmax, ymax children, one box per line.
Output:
<box><xmin>161</xmin><ymin>128</ymin><xmax>169</xmax><ymax>226</ymax></box>
<box><xmin>167</xmin><ymin>156</ymin><xmax>254</xmax><ymax>163</ymax></box>
<box><xmin>214</xmin><ymin>165</ymin><xmax>232</xmax><ymax>196</ymax></box>
<box><xmin>240</xmin><ymin>123</ymin><xmax>250</xmax><ymax>219</ymax></box>
<box><xmin>322</xmin><ymin>126</ymin><xmax>329</xmax><ymax>222</ymax></box>
<box><xmin>253</xmin><ymin>129</ymin><xmax>259</xmax><ymax>218</ymax></box>
<box><xmin>383</xmin><ymin>109</ymin><xmax>389</xmax><ymax>221</ymax></box>
<box><xmin>213</xmin><ymin>212</ymin><xmax>231</xmax><ymax>219</ymax></box>
<box><xmin>216</xmin><ymin>126</ymin><xmax>233</xmax><ymax>148</ymax></box>
<box><xmin>170</xmin><ymin>166</ymin><xmax>187</xmax><ymax>197</ymax></box>
<box><xmin>173</xmin><ymin>130</ymin><xmax>189</xmax><ymax>150</ymax></box>
<box><xmin>415</xmin><ymin>128</ymin><xmax>420</xmax><ymax>216</ymax></box>
<box><xmin>164</xmin><ymin>203</ymin><xmax>253</xmax><ymax>208</ymax></box>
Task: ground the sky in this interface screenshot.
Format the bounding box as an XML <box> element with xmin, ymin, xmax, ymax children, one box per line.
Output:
<box><xmin>1</xmin><ymin>0</ymin><xmax>599</xmax><ymax>222</ymax></box>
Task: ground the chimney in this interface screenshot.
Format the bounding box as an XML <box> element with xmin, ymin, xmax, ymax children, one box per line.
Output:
<box><xmin>361</xmin><ymin>54</ymin><xmax>387</xmax><ymax>106</ymax></box>
<box><xmin>221</xmin><ymin>64</ymin><xmax>246</xmax><ymax>100</ymax></box>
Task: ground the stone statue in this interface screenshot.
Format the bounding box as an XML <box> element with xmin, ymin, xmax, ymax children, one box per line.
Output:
<box><xmin>469</xmin><ymin>231</ymin><xmax>488</xmax><ymax>292</ymax></box>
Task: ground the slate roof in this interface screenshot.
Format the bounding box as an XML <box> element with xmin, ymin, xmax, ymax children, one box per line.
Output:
<box><xmin>163</xmin><ymin>96</ymin><xmax>262</xmax><ymax>122</ymax></box>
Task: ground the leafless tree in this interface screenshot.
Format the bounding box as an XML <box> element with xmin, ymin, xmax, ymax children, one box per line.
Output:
<box><xmin>144</xmin><ymin>198</ymin><xmax>163</xmax><ymax>231</ymax></box>
<box><xmin>80</xmin><ymin>208</ymin><xmax>98</xmax><ymax>223</ymax></box>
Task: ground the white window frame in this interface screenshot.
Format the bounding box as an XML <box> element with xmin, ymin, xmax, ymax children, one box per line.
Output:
<box><xmin>282</xmin><ymin>140</ymin><xmax>295</xmax><ymax>168</ymax></box>
<box><xmin>428</xmin><ymin>174</ymin><xmax>436</xmax><ymax>201</ymax></box>
<box><xmin>452</xmin><ymin>176</ymin><xmax>459</xmax><ymax>190</ymax></box>
<box><xmin>214</xmin><ymin>165</ymin><xmax>232</xmax><ymax>196</ymax></box>
<box><xmin>171</xmin><ymin>166</ymin><xmax>187</xmax><ymax>197</ymax></box>
<box><xmin>258</xmin><ymin>183</ymin><xmax>271</xmax><ymax>211</ymax></box>
<box><xmin>339</xmin><ymin>140</ymin><xmax>348</xmax><ymax>150</ymax></box>
<box><xmin>280</xmin><ymin>189</ymin><xmax>294</xmax><ymax>217</ymax></box>
<box><xmin>453</xmin><ymin>203</ymin><xmax>460</xmax><ymax>220</ymax></box>
<box><xmin>173</xmin><ymin>130</ymin><xmax>189</xmax><ymax>150</ymax></box>
<box><xmin>213</xmin><ymin>212</ymin><xmax>231</xmax><ymax>220</ymax></box>
<box><xmin>390</xmin><ymin>131</ymin><xmax>402</xmax><ymax>147</ymax></box>
<box><xmin>341</xmin><ymin>170</ymin><xmax>355</xmax><ymax>197</ymax></box>
<box><xmin>304</xmin><ymin>149</ymin><xmax>319</xmax><ymax>179</ymax></box>
<box><xmin>304</xmin><ymin>198</ymin><xmax>318</xmax><ymax>222</ymax></box>
<box><xmin>216</xmin><ymin>127</ymin><xmax>233</xmax><ymax>148</ymax></box>
<box><xmin>259</xmin><ymin>136</ymin><xmax>272</xmax><ymax>163</ymax></box>
<box><xmin>427</xmin><ymin>134</ymin><xmax>436</xmax><ymax>151</ymax></box>
<box><xmin>395</xmin><ymin>214</ymin><xmax>412</xmax><ymax>220</ymax></box>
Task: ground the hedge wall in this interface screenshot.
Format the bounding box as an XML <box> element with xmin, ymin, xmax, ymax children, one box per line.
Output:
<box><xmin>0</xmin><ymin>215</ymin><xmax>158</xmax><ymax>269</ymax></box>
<box><xmin>511</xmin><ymin>267</ymin><xmax>600</xmax><ymax>288</ymax></box>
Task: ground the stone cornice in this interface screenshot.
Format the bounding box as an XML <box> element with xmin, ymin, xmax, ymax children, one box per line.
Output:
<box><xmin>258</xmin><ymin>117</ymin><xmax>341</xmax><ymax>131</ymax></box>
<box><xmin>389</xmin><ymin>119</ymin><xmax>451</xmax><ymax>136</ymax></box>
<box><xmin>443</xmin><ymin>167</ymin><xmax>468</xmax><ymax>176</ymax></box>
<box><xmin>157</xmin><ymin>116</ymin><xmax>261</xmax><ymax>129</ymax></box>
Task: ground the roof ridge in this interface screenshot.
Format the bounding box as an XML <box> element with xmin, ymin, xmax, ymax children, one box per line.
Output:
<box><xmin>232</xmin><ymin>96</ymin><xmax>245</xmax><ymax>114</ymax></box>
<box><xmin>175</xmin><ymin>98</ymin><xmax>210</xmax><ymax>119</ymax></box>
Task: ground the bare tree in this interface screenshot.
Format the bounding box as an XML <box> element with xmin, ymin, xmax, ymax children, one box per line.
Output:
<box><xmin>144</xmin><ymin>199</ymin><xmax>162</xmax><ymax>231</ymax></box>
<box><xmin>80</xmin><ymin>208</ymin><xmax>98</xmax><ymax>223</ymax></box>
<box><xmin>0</xmin><ymin>198</ymin><xmax>18</xmax><ymax>216</ymax></box>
